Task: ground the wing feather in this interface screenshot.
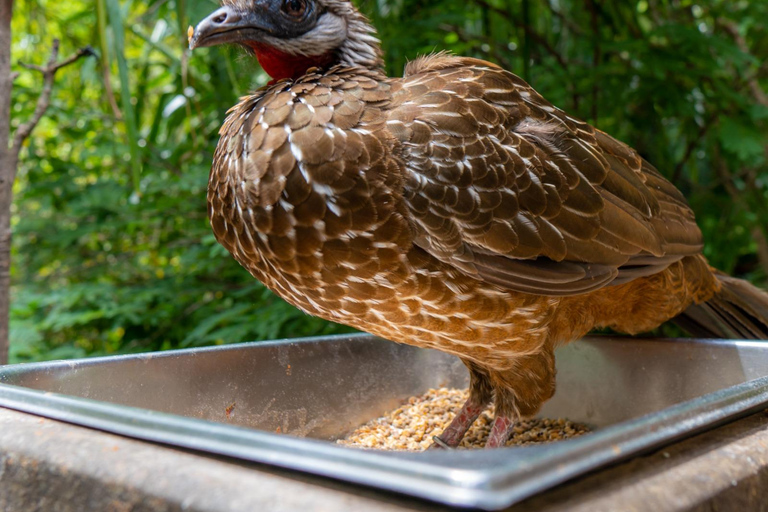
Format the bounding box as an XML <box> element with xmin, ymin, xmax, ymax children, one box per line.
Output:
<box><xmin>393</xmin><ymin>55</ymin><xmax>702</xmax><ymax>296</ymax></box>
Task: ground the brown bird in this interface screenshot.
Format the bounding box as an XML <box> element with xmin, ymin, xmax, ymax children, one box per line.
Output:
<box><xmin>189</xmin><ymin>0</ymin><xmax>768</xmax><ymax>448</ymax></box>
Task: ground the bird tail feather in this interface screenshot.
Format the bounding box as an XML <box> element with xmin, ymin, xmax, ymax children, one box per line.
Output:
<box><xmin>673</xmin><ymin>272</ymin><xmax>768</xmax><ymax>339</ymax></box>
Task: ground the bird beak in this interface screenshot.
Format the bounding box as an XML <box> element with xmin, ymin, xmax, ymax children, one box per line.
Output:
<box><xmin>189</xmin><ymin>5</ymin><xmax>273</xmax><ymax>50</ymax></box>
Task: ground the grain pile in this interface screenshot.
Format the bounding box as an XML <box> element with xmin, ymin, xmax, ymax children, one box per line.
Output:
<box><xmin>337</xmin><ymin>387</ymin><xmax>589</xmax><ymax>451</ymax></box>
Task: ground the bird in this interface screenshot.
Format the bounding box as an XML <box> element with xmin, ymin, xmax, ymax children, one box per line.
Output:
<box><xmin>189</xmin><ymin>0</ymin><xmax>768</xmax><ymax>448</ymax></box>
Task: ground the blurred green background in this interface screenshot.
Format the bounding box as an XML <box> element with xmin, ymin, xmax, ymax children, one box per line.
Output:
<box><xmin>8</xmin><ymin>0</ymin><xmax>768</xmax><ymax>362</ymax></box>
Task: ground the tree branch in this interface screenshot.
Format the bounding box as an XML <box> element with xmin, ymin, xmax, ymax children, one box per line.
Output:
<box><xmin>0</xmin><ymin>0</ymin><xmax>13</xmax><ymax>365</ymax></box>
<box><xmin>18</xmin><ymin>61</ymin><xmax>47</xmax><ymax>73</ymax></box>
<box><xmin>717</xmin><ymin>19</ymin><xmax>768</xmax><ymax>108</ymax></box>
<box><xmin>11</xmin><ymin>40</ymin><xmax>93</xmax><ymax>164</ymax></box>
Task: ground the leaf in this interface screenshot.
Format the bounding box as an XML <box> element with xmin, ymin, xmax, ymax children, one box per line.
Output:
<box><xmin>719</xmin><ymin>117</ymin><xmax>766</xmax><ymax>163</ymax></box>
<box><xmin>104</xmin><ymin>0</ymin><xmax>143</xmax><ymax>193</ymax></box>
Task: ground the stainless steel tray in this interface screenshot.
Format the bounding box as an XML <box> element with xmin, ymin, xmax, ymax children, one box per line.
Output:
<box><xmin>1</xmin><ymin>334</ymin><xmax>767</xmax><ymax>509</ymax></box>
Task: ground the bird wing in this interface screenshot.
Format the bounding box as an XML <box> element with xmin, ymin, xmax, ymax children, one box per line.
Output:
<box><xmin>388</xmin><ymin>54</ymin><xmax>702</xmax><ymax>296</ymax></box>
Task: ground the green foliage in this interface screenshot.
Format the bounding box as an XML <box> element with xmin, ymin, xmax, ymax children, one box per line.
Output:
<box><xmin>8</xmin><ymin>0</ymin><xmax>768</xmax><ymax>362</ymax></box>
<box><xmin>9</xmin><ymin>0</ymin><xmax>353</xmax><ymax>362</ymax></box>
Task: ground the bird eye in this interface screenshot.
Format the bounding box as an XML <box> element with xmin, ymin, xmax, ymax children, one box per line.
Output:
<box><xmin>281</xmin><ymin>0</ymin><xmax>307</xmax><ymax>18</ymax></box>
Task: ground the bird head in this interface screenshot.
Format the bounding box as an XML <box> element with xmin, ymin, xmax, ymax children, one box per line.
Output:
<box><xmin>189</xmin><ymin>0</ymin><xmax>383</xmax><ymax>81</ymax></box>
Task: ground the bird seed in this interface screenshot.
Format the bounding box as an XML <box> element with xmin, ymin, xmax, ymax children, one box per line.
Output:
<box><xmin>337</xmin><ymin>387</ymin><xmax>590</xmax><ymax>451</ymax></box>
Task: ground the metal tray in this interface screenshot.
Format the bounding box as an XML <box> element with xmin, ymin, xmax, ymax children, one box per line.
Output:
<box><xmin>1</xmin><ymin>334</ymin><xmax>767</xmax><ymax>509</ymax></box>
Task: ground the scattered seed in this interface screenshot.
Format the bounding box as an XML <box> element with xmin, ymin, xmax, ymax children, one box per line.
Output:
<box><xmin>337</xmin><ymin>387</ymin><xmax>590</xmax><ymax>451</ymax></box>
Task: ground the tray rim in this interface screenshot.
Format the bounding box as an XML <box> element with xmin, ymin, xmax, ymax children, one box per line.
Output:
<box><xmin>1</xmin><ymin>334</ymin><xmax>767</xmax><ymax>510</ymax></box>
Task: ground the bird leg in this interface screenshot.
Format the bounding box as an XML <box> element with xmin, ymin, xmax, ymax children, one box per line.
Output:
<box><xmin>430</xmin><ymin>394</ymin><xmax>489</xmax><ymax>449</ymax></box>
<box><xmin>486</xmin><ymin>414</ymin><xmax>515</xmax><ymax>448</ymax></box>
<box><xmin>484</xmin><ymin>348</ymin><xmax>557</xmax><ymax>449</ymax></box>
<box><xmin>430</xmin><ymin>360</ymin><xmax>492</xmax><ymax>449</ymax></box>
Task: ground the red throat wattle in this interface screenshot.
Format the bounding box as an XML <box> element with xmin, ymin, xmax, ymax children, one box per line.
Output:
<box><xmin>247</xmin><ymin>43</ymin><xmax>337</xmax><ymax>82</ymax></box>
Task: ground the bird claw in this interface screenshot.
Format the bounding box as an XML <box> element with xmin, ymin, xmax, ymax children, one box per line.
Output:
<box><xmin>430</xmin><ymin>435</ymin><xmax>454</xmax><ymax>450</ymax></box>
